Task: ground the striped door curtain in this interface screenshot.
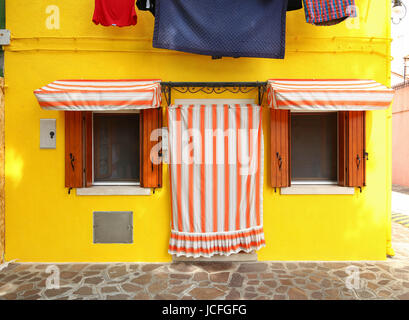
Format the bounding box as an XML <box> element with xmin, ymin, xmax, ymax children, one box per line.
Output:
<box><xmin>302</xmin><ymin>0</ymin><xmax>356</xmax><ymax>26</ymax></box>
<box><xmin>168</xmin><ymin>104</ymin><xmax>265</xmax><ymax>258</ymax></box>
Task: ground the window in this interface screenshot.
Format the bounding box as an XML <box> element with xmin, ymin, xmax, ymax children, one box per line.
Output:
<box><xmin>270</xmin><ymin>109</ymin><xmax>366</xmax><ymax>189</ymax></box>
<box><xmin>64</xmin><ymin>109</ymin><xmax>162</xmax><ymax>191</ymax></box>
<box><xmin>291</xmin><ymin>113</ymin><xmax>338</xmax><ymax>184</ymax></box>
<box><xmin>93</xmin><ymin>113</ymin><xmax>140</xmax><ymax>185</ymax></box>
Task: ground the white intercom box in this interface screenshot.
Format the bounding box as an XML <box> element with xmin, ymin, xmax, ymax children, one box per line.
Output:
<box><xmin>40</xmin><ymin>119</ymin><xmax>56</xmax><ymax>149</ymax></box>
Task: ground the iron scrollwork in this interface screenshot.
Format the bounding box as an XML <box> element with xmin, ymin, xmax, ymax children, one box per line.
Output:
<box><xmin>161</xmin><ymin>82</ymin><xmax>267</xmax><ymax>106</ymax></box>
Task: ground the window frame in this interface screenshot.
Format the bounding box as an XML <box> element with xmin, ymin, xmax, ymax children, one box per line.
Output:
<box><xmin>270</xmin><ymin>108</ymin><xmax>366</xmax><ymax>193</ymax></box>
<box><xmin>65</xmin><ymin>108</ymin><xmax>162</xmax><ymax>194</ymax></box>
<box><xmin>86</xmin><ymin>110</ymin><xmax>142</xmax><ymax>187</ymax></box>
<box><xmin>290</xmin><ymin>111</ymin><xmax>339</xmax><ymax>185</ymax></box>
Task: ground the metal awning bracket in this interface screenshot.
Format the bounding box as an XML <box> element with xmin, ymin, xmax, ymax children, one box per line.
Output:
<box><xmin>161</xmin><ymin>81</ymin><xmax>268</xmax><ymax>106</ymax></box>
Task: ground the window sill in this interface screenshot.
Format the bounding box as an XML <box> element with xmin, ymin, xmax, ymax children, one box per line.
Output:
<box><xmin>280</xmin><ymin>185</ymin><xmax>355</xmax><ymax>195</ymax></box>
<box><xmin>76</xmin><ymin>186</ymin><xmax>151</xmax><ymax>196</ymax></box>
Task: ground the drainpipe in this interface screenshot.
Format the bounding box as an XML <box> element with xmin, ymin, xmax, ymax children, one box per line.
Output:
<box><xmin>0</xmin><ymin>0</ymin><xmax>4</xmax><ymax>264</ymax></box>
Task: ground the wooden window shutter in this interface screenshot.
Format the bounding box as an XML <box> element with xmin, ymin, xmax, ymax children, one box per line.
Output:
<box><xmin>65</xmin><ymin>111</ymin><xmax>83</xmax><ymax>188</ymax></box>
<box><xmin>270</xmin><ymin>109</ymin><xmax>291</xmax><ymax>188</ymax></box>
<box><xmin>338</xmin><ymin>111</ymin><xmax>347</xmax><ymax>186</ymax></box>
<box><xmin>338</xmin><ymin>111</ymin><xmax>366</xmax><ymax>188</ymax></box>
<box><xmin>84</xmin><ymin>112</ymin><xmax>93</xmax><ymax>187</ymax></box>
<box><xmin>140</xmin><ymin>108</ymin><xmax>163</xmax><ymax>188</ymax></box>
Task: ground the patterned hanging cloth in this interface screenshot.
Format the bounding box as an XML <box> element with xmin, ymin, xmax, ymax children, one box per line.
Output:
<box><xmin>302</xmin><ymin>0</ymin><xmax>356</xmax><ymax>26</ymax></box>
<box><xmin>153</xmin><ymin>0</ymin><xmax>287</xmax><ymax>59</ymax></box>
<box><xmin>167</xmin><ymin>104</ymin><xmax>265</xmax><ymax>258</ymax></box>
<box><xmin>139</xmin><ymin>0</ymin><xmax>303</xmax><ymax>15</ymax></box>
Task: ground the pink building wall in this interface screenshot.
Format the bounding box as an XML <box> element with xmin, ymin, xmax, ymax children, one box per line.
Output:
<box><xmin>392</xmin><ymin>84</ymin><xmax>409</xmax><ymax>187</ymax></box>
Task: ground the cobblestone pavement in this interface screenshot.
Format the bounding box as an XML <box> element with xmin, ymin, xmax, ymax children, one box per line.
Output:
<box><xmin>392</xmin><ymin>213</ymin><xmax>409</xmax><ymax>228</ymax></box>
<box><xmin>0</xmin><ymin>222</ymin><xmax>409</xmax><ymax>300</ymax></box>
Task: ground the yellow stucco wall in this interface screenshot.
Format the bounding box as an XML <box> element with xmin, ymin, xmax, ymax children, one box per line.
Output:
<box><xmin>4</xmin><ymin>0</ymin><xmax>393</xmax><ymax>262</ymax></box>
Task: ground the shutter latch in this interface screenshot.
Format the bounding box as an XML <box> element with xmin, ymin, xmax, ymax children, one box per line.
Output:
<box><xmin>70</xmin><ymin>153</ymin><xmax>75</xmax><ymax>171</ymax></box>
<box><xmin>356</xmin><ymin>155</ymin><xmax>361</xmax><ymax>170</ymax></box>
<box><xmin>276</xmin><ymin>152</ymin><xmax>282</xmax><ymax>170</ymax></box>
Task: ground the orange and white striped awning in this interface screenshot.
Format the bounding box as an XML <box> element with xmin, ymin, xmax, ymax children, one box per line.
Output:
<box><xmin>267</xmin><ymin>79</ymin><xmax>394</xmax><ymax>111</ymax></box>
<box><xmin>34</xmin><ymin>79</ymin><xmax>161</xmax><ymax>111</ymax></box>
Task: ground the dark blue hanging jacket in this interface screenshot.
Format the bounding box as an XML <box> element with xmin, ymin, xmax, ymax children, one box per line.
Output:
<box><xmin>137</xmin><ymin>0</ymin><xmax>301</xmax><ymax>16</ymax></box>
<box><xmin>152</xmin><ymin>0</ymin><xmax>289</xmax><ymax>59</ymax></box>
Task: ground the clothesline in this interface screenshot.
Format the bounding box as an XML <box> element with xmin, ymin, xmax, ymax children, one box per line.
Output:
<box><xmin>93</xmin><ymin>1</ymin><xmax>358</xmax><ymax>59</ymax></box>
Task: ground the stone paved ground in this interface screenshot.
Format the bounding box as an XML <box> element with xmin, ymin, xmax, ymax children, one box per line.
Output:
<box><xmin>0</xmin><ymin>222</ymin><xmax>409</xmax><ymax>300</ymax></box>
<box><xmin>393</xmin><ymin>184</ymin><xmax>409</xmax><ymax>195</ymax></box>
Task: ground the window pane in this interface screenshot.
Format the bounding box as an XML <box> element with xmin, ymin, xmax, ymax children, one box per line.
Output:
<box><xmin>291</xmin><ymin>113</ymin><xmax>337</xmax><ymax>182</ymax></box>
<box><xmin>94</xmin><ymin>114</ymin><xmax>140</xmax><ymax>182</ymax></box>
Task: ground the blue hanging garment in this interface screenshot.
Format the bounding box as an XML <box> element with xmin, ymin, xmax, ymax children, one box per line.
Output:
<box><xmin>152</xmin><ymin>0</ymin><xmax>288</xmax><ymax>59</ymax></box>
<box><xmin>138</xmin><ymin>0</ymin><xmax>301</xmax><ymax>16</ymax></box>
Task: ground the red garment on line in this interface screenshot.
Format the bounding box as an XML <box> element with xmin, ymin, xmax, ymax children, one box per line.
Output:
<box><xmin>93</xmin><ymin>0</ymin><xmax>137</xmax><ymax>27</ymax></box>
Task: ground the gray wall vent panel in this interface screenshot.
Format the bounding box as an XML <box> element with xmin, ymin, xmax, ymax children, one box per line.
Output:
<box><xmin>93</xmin><ymin>211</ymin><xmax>133</xmax><ymax>244</ymax></box>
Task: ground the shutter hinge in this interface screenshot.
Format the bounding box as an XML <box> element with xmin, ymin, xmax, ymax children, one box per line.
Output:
<box><xmin>364</xmin><ymin>150</ymin><xmax>369</xmax><ymax>161</ymax></box>
<box><xmin>68</xmin><ymin>187</ymin><xmax>73</xmax><ymax>195</ymax></box>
